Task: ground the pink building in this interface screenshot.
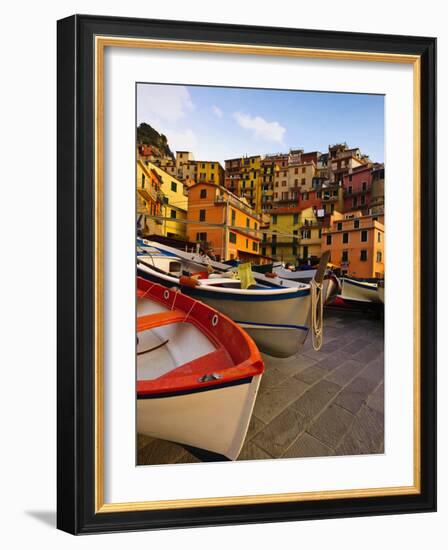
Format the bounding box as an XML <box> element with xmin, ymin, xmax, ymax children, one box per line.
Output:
<box><xmin>342</xmin><ymin>165</ymin><xmax>372</xmax><ymax>214</ymax></box>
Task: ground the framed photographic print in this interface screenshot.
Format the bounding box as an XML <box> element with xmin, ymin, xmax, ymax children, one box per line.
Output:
<box><xmin>57</xmin><ymin>14</ymin><xmax>436</xmax><ymax>534</ymax></box>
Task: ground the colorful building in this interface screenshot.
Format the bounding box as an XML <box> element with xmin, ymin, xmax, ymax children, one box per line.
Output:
<box><xmin>321</xmin><ymin>211</ymin><xmax>385</xmax><ymax>278</ymax></box>
<box><xmin>342</xmin><ymin>165</ymin><xmax>373</xmax><ymax>213</ymax></box>
<box><xmin>187</xmin><ymin>182</ymin><xmax>262</xmax><ymax>262</ymax></box>
<box><xmin>195</xmin><ymin>160</ymin><xmax>225</xmax><ymax>186</ymax></box>
<box><xmin>145</xmin><ymin>161</ymin><xmax>188</xmax><ymax>240</ymax></box>
<box><xmin>136</xmin><ymin>159</ymin><xmax>164</xmax><ymax>236</ymax></box>
<box><xmin>264</xmin><ymin>206</ymin><xmax>321</xmax><ymax>265</ymax></box>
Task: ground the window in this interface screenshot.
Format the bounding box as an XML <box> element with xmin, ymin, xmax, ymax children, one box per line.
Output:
<box><xmin>272</xmin><ymin>214</ymin><xmax>277</xmax><ymax>224</ymax></box>
<box><xmin>170</xmin><ymin>209</ymin><xmax>177</xmax><ymax>219</ymax></box>
<box><xmin>337</xmin><ymin>222</ymin><xmax>342</xmax><ymax>231</ymax></box>
<box><xmin>301</xmin><ymin>178</ymin><xmax>306</xmax><ymax>185</ymax></box>
<box><xmin>141</xmin><ymin>173</ymin><xmax>145</xmax><ymax>189</ymax></box>
<box><xmin>211</xmin><ymin>163</ymin><xmax>215</xmax><ymax>169</ymax></box>
<box><xmin>302</xmin><ymin>167</ymin><xmax>306</xmax><ymax>173</ymax></box>
<box><xmin>293</xmin><ymin>213</ymin><xmax>299</xmax><ymax>225</ymax></box>
<box><xmin>201</xmin><ymin>163</ymin><xmax>205</xmax><ymax>168</ymax></box>
<box><xmin>210</xmin><ymin>173</ymin><xmax>215</xmax><ymax>181</ymax></box>
<box><xmin>378</xmin><ymin>232</ymin><xmax>381</xmax><ymax>243</ymax></box>
<box><xmin>254</xmin><ymin>223</ymin><xmax>258</xmax><ymax>231</ymax></box>
<box><xmin>262</xmin><ymin>247</ymin><xmax>266</xmax><ymax>256</ymax></box>
<box><xmin>229</xmin><ymin>232</ymin><xmax>237</xmax><ymax>244</ymax></box>
<box><xmin>199</xmin><ymin>209</ymin><xmax>206</xmax><ymax>222</ymax></box>
<box><xmin>231</xmin><ymin>209</ymin><xmax>236</xmax><ymax>226</ymax></box>
<box><xmin>361</xmin><ymin>230</ymin><xmax>368</xmax><ymax>242</ymax></box>
<box><xmin>360</xmin><ymin>249</ymin><xmax>367</xmax><ymax>262</ymax></box>
<box><xmin>171</xmin><ymin>181</ymin><xmax>177</xmax><ymax>192</ymax></box>
<box><xmin>271</xmin><ymin>245</ymin><xmax>277</xmax><ymax>255</ymax></box>
<box><xmin>246</xmin><ymin>218</ymin><xmax>250</xmax><ymax>228</ymax></box>
<box><xmin>196</xmin><ymin>232</ymin><xmax>207</xmax><ymax>242</ymax></box>
<box><xmin>252</xmin><ymin>242</ymin><xmax>258</xmax><ymax>252</ymax></box>
<box><xmin>348</xmin><ymin>174</ymin><xmax>353</xmax><ymax>182</ymax></box>
<box><xmin>246</xmin><ymin>239</ymin><xmax>249</xmax><ymax>248</ymax></box>
<box><xmin>360</xmin><ymin>195</ymin><xmax>366</xmax><ymax>205</ymax></box>
<box><xmin>302</xmin><ymin>229</ymin><xmax>311</xmax><ymax>239</ymax></box>
<box><xmin>353</xmin><ymin>197</ymin><xmax>358</xmax><ymax>207</ymax></box>
<box><xmin>342</xmin><ymin>232</ymin><xmax>349</xmax><ymax>244</ymax></box>
<box><xmin>282</xmin><ymin>180</ymin><xmax>287</xmax><ymax>186</ymax></box>
<box><xmin>347</xmin><ymin>186</ymin><xmax>352</xmax><ymax>194</ymax></box>
<box><xmin>200</xmin><ymin>189</ymin><xmax>207</xmax><ymax>199</ymax></box>
<box><xmin>362</xmin><ymin>181</ymin><xmax>367</xmax><ymax>191</ymax></box>
<box><xmin>342</xmin><ymin>250</ymin><xmax>349</xmax><ymax>263</ymax></box>
<box><xmin>354</xmin><ymin>219</ymin><xmax>359</xmax><ymax>229</ymax></box>
<box><xmin>377</xmin><ymin>251</ymin><xmax>383</xmax><ymax>263</ymax></box>
<box><xmin>317</xmin><ymin>191</ymin><xmax>322</xmax><ymax>198</ymax></box>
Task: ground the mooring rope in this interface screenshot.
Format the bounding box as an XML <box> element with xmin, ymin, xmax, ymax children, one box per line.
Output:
<box><xmin>310</xmin><ymin>279</ymin><xmax>324</xmax><ymax>351</ymax></box>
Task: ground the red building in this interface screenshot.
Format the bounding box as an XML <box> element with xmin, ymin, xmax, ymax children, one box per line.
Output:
<box><xmin>342</xmin><ymin>165</ymin><xmax>373</xmax><ymax>214</ymax></box>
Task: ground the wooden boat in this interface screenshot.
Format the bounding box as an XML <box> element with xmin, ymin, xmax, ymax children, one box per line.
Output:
<box><xmin>136</xmin><ymin>277</ymin><xmax>264</xmax><ymax>460</ymax></box>
<box><xmin>136</xmin><ymin>240</ymin><xmax>329</xmax><ymax>357</ymax></box>
<box><xmin>339</xmin><ymin>277</ymin><xmax>381</xmax><ymax>304</ymax></box>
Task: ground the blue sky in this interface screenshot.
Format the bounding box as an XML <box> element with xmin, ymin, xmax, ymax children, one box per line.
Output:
<box><xmin>137</xmin><ymin>83</ymin><xmax>384</xmax><ymax>165</ymax></box>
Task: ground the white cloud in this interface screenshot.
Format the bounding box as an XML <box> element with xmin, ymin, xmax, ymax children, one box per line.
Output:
<box><xmin>164</xmin><ymin>128</ymin><xmax>198</xmax><ymax>153</ymax></box>
<box><xmin>232</xmin><ymin>111</ymin><xmax>286</xmax><ymax>143</ymax></box>
<box><xmin>212</xmin><ymin>105</ymin><xmax>223</xmax><ymax>118</ymax></box>
<box><xmin>137</xmin><ymin>84</ymin><xmax>194</xmax><ymax>124</ymax></box>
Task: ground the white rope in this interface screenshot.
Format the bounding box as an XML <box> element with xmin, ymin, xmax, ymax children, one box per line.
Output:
<box><xmin>310</xmin><ymin>279</ymin><xmax>324</xmax><ymax>351</ymax></box>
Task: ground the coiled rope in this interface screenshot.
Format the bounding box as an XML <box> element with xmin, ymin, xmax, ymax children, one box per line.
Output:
<box><xmin>310</xmin><ymin>279</ymin><xmax>324</xmax><ymax>351</ymax></box>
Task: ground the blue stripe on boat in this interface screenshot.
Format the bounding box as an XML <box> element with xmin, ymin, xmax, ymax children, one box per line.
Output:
<box><xmin>237</xmin><ymin>320</ymin><xmax>309</xmax><ymax>331</ymax></box>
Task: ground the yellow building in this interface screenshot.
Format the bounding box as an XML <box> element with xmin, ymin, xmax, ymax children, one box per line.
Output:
<box><xmin>145</xmin><ymin>162</ymin><xmax>188</xmax><ymax>240</ymax></box>
<box><xmin>195</xmin><ymin>160</ymin><xmax>225</xmax><ymax>186</ymax></box>
<box><xmin>264</xmin><ymin>206</ymin><xmax>321</xmax><ymax>264</ymax></box>
<box><xmin>136</xmin><ymin>160</ymin><xmax>164</xmax><ymax>236</ymax></box>
<box><xmin>239</xmin><ymin>155</ymin><xmax>262</xmax><ymax>214</ymax></box>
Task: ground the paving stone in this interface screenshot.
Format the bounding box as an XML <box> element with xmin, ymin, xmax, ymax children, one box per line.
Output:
<box><xmin>137</xmin><ymin>433</ymin><xmax>155</xmax><ymax>451</ymax></box>
<box><xmin>308</xmin><ymin>404</ymin><xmax>355</xmax><ymax>449</ymax></box>
<box><xmin>282</xmin><ymin>432</ymin><xmax>334</xmax><ymax>458</ymax></box>
<box><xmin>361</xmin><ymin>357</ymin><xmax>384</xmax><ymax>386</ymax></box>
<box><xmin>137</xmin><ymin>438</ymin><xmax>187</xmax><ymax>465</ymax></box>
<box><xmin>238</xmin><ymin>441</ymin><xmax>273</xmax><ymax>461</ymax></box>
<box><xmin>252</xmin><ymin>407</ymin><xmax>307</xmax><ymax>458</ymax></box>
<box><xmin>334</xmin><ymin>375</ymin><xmax>378</xmax><ymax>414</ymax></box>
<box><xmin>352</xmin><ymin>344</ymin><xmax>382</xmax><ymax>364</ymax></box>
<box><xmin>326</xmin><ymin>359</ymin><xmax>364</xmax><ymax>386</ymax></box>
<box><xmin>341</xmin><ymin>338</ymin><xmax>371</xmax><ymax>354</ymax></box>
<box><xmin>245</xmin><ymin>414</ymin><xmax>266</xmax><ymax>441</ymax></box>
<box><xmin>336</xmin><ymin>405</ymin><xmax>384</xmax><ymax>456</ymax></box>
<box><xmin>367</xmin><ymin>383</ymin><xmax>384</xmax><ymax>414</ymax></box>
<box><xmin>319</xmin><ymin>336</ymin><xmax>351</xmax><ymax>353</ymax></box>
<box><xmin>259</xmin><ymin>366</ymin><xmax>291</xmax><ymax>388</ymax></box>
<box><xmin>291</xmin><ymin>379</ymin><xmax>341</xmax><ymax>425</ymax></box>
<box><xmin>175</xmin><ymin>450</ymin><xmax>201</xmax><ymax>463</ymax></box>
<box><xmin>313</xmin><ymin>350</ymin><xmax>351</xmax><ymax>371</ymax></box>
<box><xmin>294</xmin><ymin>365</ymin><xmax>328</xmax><ymax>385</ymax></box>
<box><xmin>253</xmin><ymin>377</ymin><xmax>310</xmax><ymax>424</ymax></box>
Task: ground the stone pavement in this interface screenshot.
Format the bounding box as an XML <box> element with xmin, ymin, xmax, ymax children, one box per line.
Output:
<box><xmin>137</xmin><ymin>308</ymin><xmax>384</xmax><ymax>465</ymax></box>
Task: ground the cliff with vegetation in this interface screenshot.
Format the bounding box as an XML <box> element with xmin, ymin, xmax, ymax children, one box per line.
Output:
<box><xmin>137</xmin><ymin>123</ymin><xmax>175</xmax><ymax>159</ymax></box>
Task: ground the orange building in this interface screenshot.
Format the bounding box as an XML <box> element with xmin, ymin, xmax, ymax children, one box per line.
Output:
<box><xmin>321</xmin><ymin>211</ymin><xmax>384</xmax><ymax>278</ymax></box>
<box><xmin>187</xmin><ymin>182</ymin><xmax>262</xmax><ymax>262</ymax></box>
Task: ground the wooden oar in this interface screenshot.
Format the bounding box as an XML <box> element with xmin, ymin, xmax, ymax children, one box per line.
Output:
<box><xmin>313</xmin><ymin>250</ymin><xmax>331</xmax><ymax>284</ymax></box>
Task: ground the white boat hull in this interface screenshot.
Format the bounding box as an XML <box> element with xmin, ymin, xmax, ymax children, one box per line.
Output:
<box><xmin>137</xmin><ymin>375</ymin><xmax>262</xmax><ymax>460</ymax></box>
<box><xmin>340</xmin><ymin>278</ymin><xmax>381</xmax><ymax>304</ymax></box>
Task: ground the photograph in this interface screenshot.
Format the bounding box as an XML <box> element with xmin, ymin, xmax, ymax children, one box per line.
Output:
<box><xmin>135</xmin><ymin>83</ymin><xmax>385</xmax><ymax>464</ymax></box>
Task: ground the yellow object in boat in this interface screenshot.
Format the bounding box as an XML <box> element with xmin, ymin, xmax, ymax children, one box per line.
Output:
<box><xmin>238</xmin><ymin>262</ymin><xmax>256</xmax><ymax>290</ymax></box>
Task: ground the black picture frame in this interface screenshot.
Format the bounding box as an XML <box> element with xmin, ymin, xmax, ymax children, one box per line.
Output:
<box><xmin>57</xmin><ymin>14</ymin><xmax>436</xmax><ymax>535</ymax></box>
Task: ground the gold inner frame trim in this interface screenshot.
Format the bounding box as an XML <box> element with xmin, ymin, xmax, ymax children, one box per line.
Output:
<box><xmin>94</xmin><ymin>35</ymin><xmax>421</xmax><ymax>513</ymax></box>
